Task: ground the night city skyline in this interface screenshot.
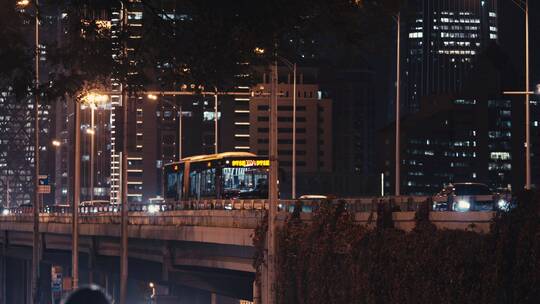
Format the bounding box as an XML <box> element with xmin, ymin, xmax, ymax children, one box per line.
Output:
<box><xmin>0</xmin><ymin>1</ymin><xmax>539</xmax><ymax>303</ymax></box>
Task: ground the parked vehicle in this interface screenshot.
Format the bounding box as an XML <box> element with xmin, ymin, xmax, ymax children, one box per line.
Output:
<box><xmin>285</xmin><ymin>194</ymin><xmax>336</xmax><ymax>212</ymax></box>
<box><xmin>433</xmin><ymin>182</ymin><xmax>510</xmax><ymax>211</ymax></box>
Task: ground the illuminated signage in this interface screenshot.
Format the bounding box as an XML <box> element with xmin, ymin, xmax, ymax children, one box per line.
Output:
<box><xmin>231</xmin><ymin>159</ymin><xmax>270</xmax><ymax>167</ymax></box>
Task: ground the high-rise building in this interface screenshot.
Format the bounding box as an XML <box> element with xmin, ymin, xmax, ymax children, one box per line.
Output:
<box><xmin>403</xmin><ymin>0</ymin><xmax>498</xmax><ymax>113</ymax></box>
<box><xmin>381</xmin><ymin>96</ymin><xmax>513</xmax><ymax>195</ymax></box>
<box><xmin>321</xmin><ymin>67</ymin><xmax>377</xmax><ymax>196</ymax></box>
<box><xmin>249</xmin><ymin>67</ymin><xmax>333</xmax><ymax>197</ymax></box>
<box><xmin>0</xmin><ymin>4</ymin><xmax>58</xmax><ymax>207</ymax></box>
<box><xmin>381</xmin><ymin>43</ymin><xmax>534</xmax><ymax>194</ymax></box>
<box><xmin>106</xmin><ymin>1</ymin><xmax>260</xmax><ymax>203</ymax></box>
<box><xmin>110</xmin><ymin>1</ymin><xmax>145</xmax><ymax>204</ymax></box>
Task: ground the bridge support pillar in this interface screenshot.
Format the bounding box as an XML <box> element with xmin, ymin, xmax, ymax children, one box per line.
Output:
<box><xmin>39</xmin><ymin>262</ymin><xmax>51</xmax><ymax>303</ymax></box>
<box><xmin>161</xmin><ymin>242</ymin><xmax>173</xmax><ymax>282</ymax></box>
<box><xmin>0</xmin><ymin>257</ymin><xmax>3</xmax><ymax>304</ymax></box>
<box><xmin>260</xmin><ymin>251</ymin><xmax>268</xmax><ymax>304</ymax></box>
<box><xmin>1</xmin><ymin>232</ymin><xmax>6</xmax><ymax>304</ymax></box>
<box><xmin>253</xmin><ymin>280</ymin><xmax>261</xmax><ymax>304</ymax></box>
<box><xmin>88</xmin><ymin>237</ymin><xmax>97</xmax><ymax>284</ymax></box>
<box><xmin>6</xmin><ymin>257</ymin><xmax>29</xmax><ymax>304</ymax></box>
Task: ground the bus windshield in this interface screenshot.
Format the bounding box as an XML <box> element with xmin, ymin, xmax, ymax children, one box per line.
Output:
<box><xmin>222</xmin><ymin>167</ymin><xmax>268</xmax><ymax>197</ymax></box>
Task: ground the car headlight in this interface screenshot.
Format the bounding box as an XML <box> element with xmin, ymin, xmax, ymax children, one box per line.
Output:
<box><xmin>455</xmin><ymin>199</ymin><xmax>471</xmax><ymax>212</ymax></box>
<box><xmin>148</xmin><ymin>204</ymin><xmax>159</xmax><ymax>214</ymax></box>
<box><xmin>497</xmin><ymin>199</ymin><xmax>510</xmax><ymax>211</ymax></box>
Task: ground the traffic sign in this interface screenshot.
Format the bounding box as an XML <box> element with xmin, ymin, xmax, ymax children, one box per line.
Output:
<box><xmin>38</xmin><ymin>175</ymin><xmax>51</xmax><ymax>194</ymax></box>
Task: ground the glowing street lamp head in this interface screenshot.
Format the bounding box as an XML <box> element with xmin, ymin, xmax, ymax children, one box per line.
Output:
<box><xmin>86</xmin><ymin>128</ymin><xmax>95</xmax><ymax>136</ymax></box>
<box><xmin>80</xmin><ymin>92</ymin><xmax>109</xmax><ymax>107</ymax></box>
<box><xmin>16</xmin><ymin>0</ymin><xmax>30</xmax><ymax>8</ymax></box>
<box><xmin>52</xmin><ymin>140</ymin><xmax>61</xmax><ymax>147</ymax></box>
<box><xmin>254</xmin><ymin>47</ymin><xmax>265</xmax><ymax>55</ymax></box>
<box><xmin>147</xmin><ymin>94</ymin><xmax>158</xmax><ymax>101</ymax></box>
<box><xmin>87</xmin><ymin>93</ymin><xmax>108</xmax><ymax>105</ymax></box>
<box><xmin>148</xmin><ymin>282</ymin><xmax>155</xmax><ymax>288</ymax></box>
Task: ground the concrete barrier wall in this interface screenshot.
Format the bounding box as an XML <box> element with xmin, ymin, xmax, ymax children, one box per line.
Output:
<box><xmin>0</xmin><ymin>209</ymin><xmax>496</xmax><ymax>241</ymax></box>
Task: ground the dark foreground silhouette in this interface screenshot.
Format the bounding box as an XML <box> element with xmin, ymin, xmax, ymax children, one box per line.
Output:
<box><xmin>62</xmin><ymin>285</ymin><xmax>111</xmax><ymax>304</ymax></box>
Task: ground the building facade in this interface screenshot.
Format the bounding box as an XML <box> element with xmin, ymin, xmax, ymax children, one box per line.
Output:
<box><xmin>403</xmin><ymin>0</ymin><xmax>498</xmax><ymax>113</ymax></box>
<box><xmin>382</xmin><ymin>97</ymin><xmax>513</xmax><ymax>195</ymax></box>
<box><xmin>321</xmin><ymin>68</ymin><xmax>377</xmax><ymax>196</ymax></box>
<box><xmin>249</xmin><ymin>67</ymin><xmax>333</xmax><ymax>197</ymax></box>
<box><xmin>0</xmin><ymin>4</ymin><xmax>59</xmax><ymax>207</ymax></box>
<box><xmin>381</xmin><ymin>40</ymin><xmax>540</xmax><ymax>195</ymax></box>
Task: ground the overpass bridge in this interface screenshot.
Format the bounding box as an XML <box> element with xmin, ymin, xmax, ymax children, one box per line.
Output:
<box><xmin>0</xmin><ymin>197</ymin><xmax>498</xmax><ymax>303</ymax></box>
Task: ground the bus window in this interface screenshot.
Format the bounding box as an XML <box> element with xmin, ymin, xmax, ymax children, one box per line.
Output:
<box><xmin>200</xmin><ymin>168</ymin><xmax>216</xmax><ymax>197</ymax></box>
<box><xmin>190</xmin><ymin>168</ymin><xmax>216</xmax><ymax>199</ymax></box>
<box><xmin>166</xmin><ymin>172</ymin><xmax>178</xmax><ymax>199</ymax></box>
<box><xmin>178</xmin><ymin>171</ymin><xmax>183</xmax><ymax>200</ymax></box>
<box><xmin>222</xmin><ymin>167</ymin><xmax>268</xmax><ymax>198</ymax></box>
<box><xmin>165</xmin><ymin>166</ymin><xmax>183</xmax><ymax>200</ymax></box>
<box><xmin>189</xmin><ymin>170</ymin><xmax>200</xmax><ymax>199</ymax></box>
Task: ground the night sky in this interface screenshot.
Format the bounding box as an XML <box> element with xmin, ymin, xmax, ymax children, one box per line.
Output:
<box><xmin>498</xmin><ymin>0</ymin><xmax>540</xmax><ymax>88</ymax></box>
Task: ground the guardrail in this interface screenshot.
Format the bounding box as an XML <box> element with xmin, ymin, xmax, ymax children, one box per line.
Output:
<box><xmin>0</xmin><ymin>194</ymin><xmax>512</xmax><ymax>216</ymax></box>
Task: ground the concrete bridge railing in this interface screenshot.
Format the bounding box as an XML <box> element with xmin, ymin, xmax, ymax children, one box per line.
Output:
<box><xmin>0</xmin><ymin>209</ymin><xmax>496</xmax><ymax>234</ymax></box>
<box><xmin>8</xmin><ymin>195</ymin><xmax>485</xmax><ymax>215</ymax></box>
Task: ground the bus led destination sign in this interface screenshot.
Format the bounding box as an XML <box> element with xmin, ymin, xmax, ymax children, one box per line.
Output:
<box><xmin>231</xmin><ymin>159</ymin><xmax>270</xmax><ymax>167</ymax></box>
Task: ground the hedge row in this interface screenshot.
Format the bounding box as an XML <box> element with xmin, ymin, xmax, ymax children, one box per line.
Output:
<box><xmin>255</xmin><ymin>191</ymin><xmax>540</xmax><ymax>304</ymax></box>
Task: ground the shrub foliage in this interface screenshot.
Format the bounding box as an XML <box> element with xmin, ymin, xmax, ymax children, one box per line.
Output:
<box><xmin>254</xmin><ymin>192</ymin><xmax>540</xmax><ymax>304</ymax></box>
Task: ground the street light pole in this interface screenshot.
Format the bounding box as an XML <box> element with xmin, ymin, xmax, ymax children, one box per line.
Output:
<box><xmin>214</xmin><ymin>88</ymin><xmax>219</xmax><ymax>154</ymax></box>
<box><xmin>119</xmin><ymin>0</ymin><xmax>129</xmax><ymax>302</ymax></box>
<box><xmin>90</xmin><ymin>105</ymin><xmax>95</xmax><ymax>201</ymax></box>
<box><xmin>272</xmin><ymin>57</ymin><xmax>296</xmax><ymax>199</ymax></box>
<box><xmin>292</xmin><ymin>63</ymin><xmax>297</xmax><ymax>199</ymax></box>
<box><xmin>119</xmin><ymin>89</ymin><xmax>129</xmax><ymax>304</ymax></box>
<box><xmin>72</xmin><ymin>100</ymin><xmax>81</xmax><ymax>290</ymax></box>
<box><xmin>178</xmin><ymin>105</ymin><xmax>183</xmax><ymax>160</ymax></box>
<box><xmin>504</xmin><ymin>0</ymin><xmax>531</xmax><ymax>189</ymax></box>
<box><xmin>266</xmin><ymin>61</ymin><xmax>278</xmax><ymax>304</ymax></box>
<box><xmin>395</xmin><ymin>12</ymin><xmax>401</xmax><ymax>196</ymax></box>
<box><xmin>31</xmin><ymin>0</ymin><xmax>41</xmax><ymax>302</ymax></box>
<box><xmin>525</xmin><ymin>0</ymin><xmax>531</xmax><ymax>189</ymax></box>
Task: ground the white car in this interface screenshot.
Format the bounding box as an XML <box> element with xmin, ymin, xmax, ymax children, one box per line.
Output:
<box><xmin>433</xmin><ymin>183</ymin><xmax>510</xmax><ymax>212</ymax></box>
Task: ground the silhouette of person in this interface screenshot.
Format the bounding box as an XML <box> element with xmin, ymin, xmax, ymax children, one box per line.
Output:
<box><xmin>62</xmin><ymin>285</ymin><xmax>111</xmax><ymax>304</ymax></box>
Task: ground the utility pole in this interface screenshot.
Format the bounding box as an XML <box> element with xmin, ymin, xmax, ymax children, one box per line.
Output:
<box><xmin>119</xmin><ymin>90</ymin><xmax>129</xmax><ymax>304</ymax></box>
<box><xmin>119</xmin><ymin>0</ymin><xmax>129</xmax><ymax>302</ymax></box>
<box><xmin>178</xmin><ymin>105</ymin><xmax>183</xmax><ymax>160</ymax></box>
<box><xmin>524</xmin><ymin>0</ymin><xmax>531</xmax><ymax>189</ymax></box>
<box><xmin>90</xmin><ymin>106</ymin><xmax>95</xmax><ymax>202</ymax></box>
<box><xmin>72</xmin><ymin>100</ymin><xmax>81</xmax><ymax>290</ymax></box>
<box><xmin>5</xmin><ymin>179</ymin><xmax>9</xmax><ymax>209</ymax></box>
<box><xmin>265</xmin><ymin>62</ymin><xmax>278</xmax><ymax>304</ymax></box>
<box><xmin>214</xmin><ymin>88</ymin><xmax>219</xmax><ymax>154</ymax></box>
<box><xmin>503</xmin><ymin>0</ymin><xmax>531</xmax><ymax>190</ymax></box>
<box><xmin>31</xmin><ymin>0</ymin><xmax>41</xmax><ymax>302</ymax></box>
<box><xmin>291</xmin><ymin>63</ymin><xmax>297</xmax><ymax>199</ymax></box>
<box><xmin>395</xmin><ymin>12</ymin><xmax>401</xmax><ymax>196</ymax></box>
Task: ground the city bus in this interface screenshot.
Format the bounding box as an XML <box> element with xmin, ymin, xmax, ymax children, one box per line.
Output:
<box><xmin>163</xmin><ymin>152</ymin><xmax>270</xmax><ymax>201</ymax></box>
